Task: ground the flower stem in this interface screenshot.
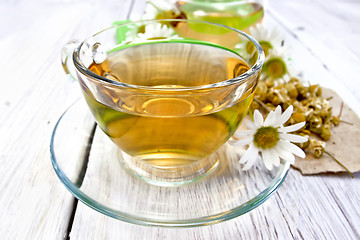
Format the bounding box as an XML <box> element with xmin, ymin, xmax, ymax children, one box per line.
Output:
<box><xmin>337</xmin><ymin>102</ymin><xmax>353</xmax><ymax>125</ymax></box>
<box><xmin>337</xmin><ymin>102</ymin><xmax>344</xmax><ymax>118</ymax></box>
<box><xmin>324</xmin><ymin>151</ymin><xmax>354</xmax><ymax>178</ymax></box>
<box><xmin>248</xmin><ymin>109</ymin><xmax>254</xmax><ymax>121</ymax></box>
<box><xmin>339</xmin><ymin>120</ymin><xmax>353</xmax><ymax>125</ymax></box>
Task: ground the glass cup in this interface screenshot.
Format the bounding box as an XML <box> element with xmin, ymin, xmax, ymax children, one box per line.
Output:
<box><xmin>62</xmin><ymin>19</ymin><xmax>264</xmax><ymax>186</ymax></box>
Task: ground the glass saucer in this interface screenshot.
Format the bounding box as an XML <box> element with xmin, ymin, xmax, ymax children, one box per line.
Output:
<box><xmin>50</xmin><ymin>99</ymin><xmax>290</xmax><ymax>227</ymax></box>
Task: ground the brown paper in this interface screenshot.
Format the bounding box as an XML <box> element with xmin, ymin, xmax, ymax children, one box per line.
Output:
<box><xmin>292</xmin><ymin>88</ymin><xmax>360</xmax><ymax>175</ymax></box>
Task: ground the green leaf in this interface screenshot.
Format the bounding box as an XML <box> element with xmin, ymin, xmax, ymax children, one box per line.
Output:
<box><xmin>113</xmin><ymin>20</ymin><xmax>133</xmax><ymax>44</ymax></box>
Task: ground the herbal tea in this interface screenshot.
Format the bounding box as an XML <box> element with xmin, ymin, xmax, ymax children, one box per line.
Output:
<box><xmin>84</xmin><ymin>42</ymin><xmax>254</xmax><ymax>168</ymax></box>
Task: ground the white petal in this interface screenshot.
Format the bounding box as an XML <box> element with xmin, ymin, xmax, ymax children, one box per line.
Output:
<box><xmin>249</xmin><ymin>26</ymin><xmax>256</xmax><ymax>36</ymax></box>
<box><xmin>242</xmin><ymin>150</ymin><xmax>259</xmax><ymax>170</ymax></box>
<box><xmin>275</xmin><ymin>105</ymin><xmax>293</xmax><ymax>127</ymax></box>
<box><xmin>254</xmin><ymin>110</ymin><xmax>264</xmax><ymax>128</ymax></box>
<box><xmin>231</xmin><ymin>137</ymin><xmax>253</xmax><ymax>147</ymax></box>
<box><xmin>269</xmin><ymin>148</ymin><xmax>281</xmax><ymax>167</ymax></box>
<box><xmin>275</xmin><ymin>105</ymin><xmax>282</xmax><ymax>116</ymax></box>
<box><xmin>231</xmin><ymin>146</ymin><xmax>247</xmax><ymax>157</ymax></box>
<box><xmin>261</xmin><ymin>149</ymin><xmax>273</xmax><ymax>170</ymax></box>
<box><xmin>279</xmin><ymin>133</ymin><xmax>308</xmax><ymax>143</ymax></box>
<box><xmin>239</xmin><ymin>143</ymin><xmax>257</xmax><ymax>164</ymax></box>
<box><xmin>244</xmin><ymin>119</ymin><xmax>257</xmax><ymax>130</ymax></box>
<box><xmin>277</xmin><ymin>122</ymin><xmax>306</xmax><ymax>133</ymax></box>
<box><xmin>273</xmin><ymin>105</ymin><xmax>282</xmax><ymax>126</ymax></box>
<box><xmin>278</xmin><ymin>140</ymin><xmax>306</xmax><ymax>158</ymax></box>
<box><xmin>271</xmin><ymin>106</ymin><xmax>282</xmax><ymax>125</ymax></box>
<box><xmin>264</xmin><ymin>111</ymin><xmax>276</xmax><ymax>126</ymax></box>
<box><xmin>234</xmin><ymin>129</ymin><xmax>255</xmax><ymax>138</ymax></box>
<box><xmin>275</xmin><ymin>145</ymin><xmax>295</xmax><ymax>164</ymax></box>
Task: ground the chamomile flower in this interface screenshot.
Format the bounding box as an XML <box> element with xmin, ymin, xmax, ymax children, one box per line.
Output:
<box><xmin>248</xmin><ymin>23</ymin><xmax>284</xmax><ymax>57</ymax></box>
<box><xmin>262</xmin><ymin>47</ymin><xmax>292</xmax><ymax>82</ymax></box>
<box><xmin>232</xmin><ymin>105</ymin><xmax>308</xmax><ymax>170</ymax></box>
<box><xmin>235</xmin><ymin>24</ymin><xmax>285</xmax><ymax>65</ymax></box>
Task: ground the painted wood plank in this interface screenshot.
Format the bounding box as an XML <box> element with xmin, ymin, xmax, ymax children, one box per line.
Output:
<box><xmin>267</xmin><ymin>0</ymin><xmax>360</xmax><ymax>104</ymax></box>
<box><xmin>0</xmin><ymin>1</ymin><xmax>133</xmax><ymax>239</ymax></box>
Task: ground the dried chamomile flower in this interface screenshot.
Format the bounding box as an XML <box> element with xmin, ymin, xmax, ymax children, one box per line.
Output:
<box><xmin>308</xmin><ymin>138</ymin><xmax>326</xmax><ymax>158</ymax></box>
<box><xmin>252</xmin><ymin>77</ymin><xmax>339</xmax><ymax>145</ymax></box>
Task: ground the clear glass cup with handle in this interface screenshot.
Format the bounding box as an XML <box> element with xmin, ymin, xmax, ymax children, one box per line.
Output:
<box><xmin>62</xmin><ymin>19</ymin><xmax>264</xmax><ymax>186</ymax></box>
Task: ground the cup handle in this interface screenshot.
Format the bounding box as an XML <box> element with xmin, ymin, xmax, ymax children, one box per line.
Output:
<box><xmin>61</xmin><ymin>39</ymin><xmax>80</xmax><ymax>81</ymax></box>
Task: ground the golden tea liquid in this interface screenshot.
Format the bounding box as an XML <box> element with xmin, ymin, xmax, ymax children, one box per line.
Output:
<box><xmin>84</xmin><ymin>42</ymin><xmax>254</xmax><ymax>168</ymax></box>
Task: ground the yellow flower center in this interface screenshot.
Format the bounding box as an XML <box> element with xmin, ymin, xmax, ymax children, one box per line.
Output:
<box><xmin>264</xmin><ymin>58</ymin><xmax>287</xmax><ymax>78</ymax></box>
<box><xmin>254</xmin><ymin>126</ymin><xmax>279</xmax><ymax>149</ymax></box>
<box><xmin>246</xmin><ymin>41</ymin><xmax>273</xmax><ymax>57</ymax></box>
<box><xmin>246</xmin><ymin>41</ymin><xmax>255</xmax><ymax>54</ymax></box>
<box><xmin>259</xmin><ymin>41</ymin><xmax>273</xmax><ymax>57</ymax></box>
<box><xmin>137</xmin><ymin>25</ymin><xmax>146</xmax><ymax>34</ymax></box>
